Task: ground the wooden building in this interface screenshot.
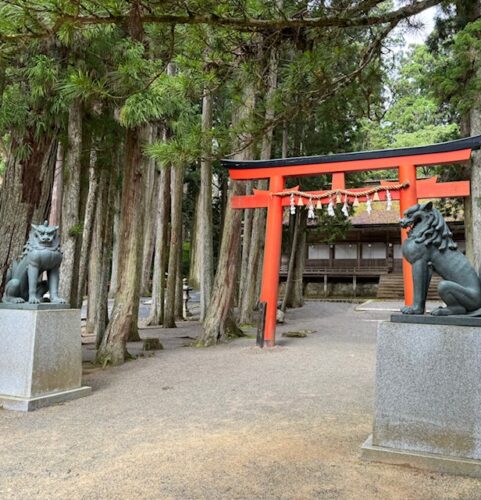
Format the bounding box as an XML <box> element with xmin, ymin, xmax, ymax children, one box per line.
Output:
<box><xmin>281</xmin><ymin>201</ymin><xmax>465</xmax><ymax>299</ymax></box>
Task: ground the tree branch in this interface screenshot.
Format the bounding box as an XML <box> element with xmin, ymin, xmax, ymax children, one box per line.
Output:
<box><xmin>0</xmin><ymin>0</ymin><xmax>443</xmax><ymax>41</ymax></box>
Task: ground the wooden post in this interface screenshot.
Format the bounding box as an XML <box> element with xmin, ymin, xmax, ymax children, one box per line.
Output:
<box><xmin>259</xmin><ymin>175</ymin><xmax>285</xmax><ymax>347</ymax></box>
<box><xmin>398</xmin><ymin>164</ymin><xmax>418</xmax><ymax>306</ymax></box>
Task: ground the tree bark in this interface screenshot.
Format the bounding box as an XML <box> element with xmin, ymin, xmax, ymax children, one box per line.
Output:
<box><xmin>59</xmin><ymin>97</ymin><xmax>83</xmax><ymax>306</ymax></box>
<box><xmin>281</xmin><ymin>211</ymin><xmax>300</xmax><ymax>312</ymax></box>
<box><xmin>86</xmin><ymin>163</ymin><xmax>106</xmax><ymax>336</ymax></box>
<box><xmin>163</xmin><ymin>164</ymin><xmax>184</xmax><ymax>328</ymax></box>
<box><xmin>176</xmin><ymin>225</ymin><xmax>184</xmax><ymax>320</ymax></box>
<box><xmin>95</xmin><ymin>175</ymin><xmax>116</xmax><ymax>346</ymax></box>
<box><xmin>457</xmin><ymin>0</ymin><xmax>481</xmax><ymax>267</ymax></box>
<box><xmin>197</xmin><ymin>180</ymin><xmax>245</xmax><ymax>346</ymax></box>
<box><xmin>49</xmin><ymin>143</ymin><xmax>64</xmax><ymax>226</ymax></box>
<box><xmin>93</xmin><ymin>154</ymin><xmax>119</xmax><ymax>346</ymax></box>
<box><xmin>468</xmin><ymin>105</ymin><xmax>481</xmax><ymax>271</ymax></box>
<box><xmin>97</xmin><ymin>126</ymin><xmax>146</xmax><ymax>365</ymax></box>
<box><xmin>76</xmin><ymin>148</ymin><xmax>99</xmax><ymax>307</ymax></box>
<box><xmin>197</xmin><ymin>82</ymin><xmax>256</xmax><ymax>346</ymax></box>
<box><xmin>189</xmin><ymin>193</ymin><xmax>201</xmax><ymax>289</ymax></box>
<box><xmin>85</xmin><ymin>155</ymin><xmax>115</xmax><ymax>344</ymax></box>
<box><xmin>109</xmin><ymin>183</ymin><xmax>121</xmax><ymax>297</ymax></box>
<box><xmin>146</xmin><ymin>164</ymin><xmax>170</xmax><ymax>325</ymax></box>
<box><xmin>238</xmin><ymin>181</ymin><xmax>253</xmax><ymax>312</ymax></box>
<box><xmin>140</xmin><ymin>125</ymin><xmax>158</xmax><ymax>295</ymax></box>
<box><xmin>199</xmin><ymin>88</ymin><xmax>215</xmax><ymax>320</ymax></box>
<box><xmin>284</xmin><ymin>209</ymin><xmax>307</xmax><ymax>308</ymax></box>
<box><xmin>86</xmin><ymin>214</ymin><xmax>101</xmax><ymax>337</ymax></box>
<box><xmin>0</xmin><ymin>130</ymin><xmax>57</xmax><ymax>295</ymax></box>
<box><xmin>239</xmin><ymin>44</ymin><xmax>279</xmax><ymax>324</ymax></box>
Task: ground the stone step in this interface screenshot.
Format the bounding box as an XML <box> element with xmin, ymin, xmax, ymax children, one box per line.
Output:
<box><xmin>377</xmin><ymin>273</ymin><xmax>442</xmax><ymax>300</ymax></box>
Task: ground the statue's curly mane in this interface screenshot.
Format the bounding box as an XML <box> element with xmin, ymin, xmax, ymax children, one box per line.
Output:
<box><xmin>413</xmin><ymin>207</ymin><xmax>457</xmax><ymax>251</ymax></box>
<box><xmin>22</xmin><ymin>226</ymin><xmax>61</xmax><ymax>255</ymax></box>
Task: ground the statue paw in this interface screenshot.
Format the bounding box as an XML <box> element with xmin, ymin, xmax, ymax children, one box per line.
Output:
<box><xmin>401</xmin><ymin>306</ymin><xmax>424</xmax><ymax>315</ymax></box>
<box><xmin>431</xmin><ymin>307</ymin><xmax>450</xmax><ymax>316</ymax></box>
<box><xmin>51</xmin><ymin>297</ymin><xmax>66</xmax><ymax>304</ymax></box>
<box><xmin>12</xmin><ymin>298</ymin><xmax>25</xmax><ymax>304</ymax></box>
<box><xmin>28</xmin><ymin>297</ymin><xmax>40</xmax><ymax>304</ymax></box>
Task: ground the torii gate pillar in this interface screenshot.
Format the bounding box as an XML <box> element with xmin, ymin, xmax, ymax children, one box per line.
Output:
<box><xmin>259</xmin><ymin>175</ymin><xmax>285</xmax><ymax>347</ymax></box>
<box><xmin>399</xmin><ymin>164</ymin><xmax>418</xmax><ymax>306</ymax></box>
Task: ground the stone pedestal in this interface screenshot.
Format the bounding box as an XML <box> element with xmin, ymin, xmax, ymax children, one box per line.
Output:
<box><xmin>361</xmin><ymin>317</ymin><xmax>481</xmax><ymax>477</ymax></box>
<box><xmin>0</xmin><ymin>308</ymin><xmax>91</xmax><ymax>411</ymax></box>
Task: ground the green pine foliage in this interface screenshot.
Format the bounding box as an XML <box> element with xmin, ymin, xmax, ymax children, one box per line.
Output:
<box><xmin>361</xmin><ymin>45</ymin><xmax>460</xmax><ymax>151</ymax></box>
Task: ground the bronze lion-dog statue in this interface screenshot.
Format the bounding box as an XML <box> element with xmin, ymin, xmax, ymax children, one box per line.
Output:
<box><xmin>401</xmin><ymin>201</ymin><xmax>481</xmax><ymax>316</ymax></box>
<box><xmin>2</xmin><ymin>221</ymin><xmax>66</xmax><ymax>305</ymax></box>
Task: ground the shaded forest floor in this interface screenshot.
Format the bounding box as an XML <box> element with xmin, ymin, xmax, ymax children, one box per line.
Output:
<box><xmin>1</xmin><ymin>302</ymin><xmax>480</xmax><ymax>499</ymax></box>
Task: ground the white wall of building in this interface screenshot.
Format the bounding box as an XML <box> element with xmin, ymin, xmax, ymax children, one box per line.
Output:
<box><xmin>308</xmin><ymin>244</ymin><xmax>329</xmax><ymax>259</ymax></box>
<box><xmin>362</xmin><ymin>242</ymin><xmax>386</xmax><ymax>259</ymax></box>
<box><xmin>335</xmin><ymin>243</ymin><xmax>357</xmax><ymax>259</ymax></box>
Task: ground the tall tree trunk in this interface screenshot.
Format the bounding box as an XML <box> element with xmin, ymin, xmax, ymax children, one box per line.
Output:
<box><xmin>239</xmin><ymin>207</ymin><xmax>266</xmax><ymax>324</ymax></box>
<box><xmin>140</xmin><ymin>125</ymin><xmax>158</xmax><ymax>295</ymax></box>
<box><xmin>239</xmin><ymin>44</ymin><xmax>279</xmax><ymax>324</ymax></box>
<box><xmin>458</xmin><ymin>0</ymin><xmax>481</xmax><ymax>266</ymax></box>
<box><xmin>284</xmin><ymin>209</ymin><xmax>307</xmax><ymax>308</ymax></box>
<box><xmin>0</xmin><ymin>130</ymin><xmax>57</xmax><ymax>295</ymax></box>
<box><xmin>197</xmin><ymin>82</ymin><xmax>256</xmax><ymax>346</ymax></box>
<box><xmin>86</xmin><ymin>163</ymin><xmax>107</xmax><ymax>337</ymax></box>
<box><xmin>109</xmin><ymin>184</ymin><xmax>121</xmax><ymax>297</ymax></box>
<box><xmin>238</xmin><ymin>181</ymin><xmax>253</xmax><ymax>311</ymax></box>
<box><xmin>199</xmin><ymin>89</ymin><xmax>215</xmax><ymax>320</ymax></box>
<box><xmin>95</xmin><ymin>172</ymin><xmax>116</xmax><ymax>347</ymax></box>
<box><xmin>468</xmin><ymin>105</ymin><xmax>481</xmax><ymax>271</ymax></box>
<box><xmin>197</xmin><ymin>180</ymin><xmax>245</xmax><ymax>346</ymax></box>
<box><xmin>49</xmin><ymin>143</ymin><xmax>64</xmax><ymax>226</ymax></box>
<box><xmin>218</xmin><ymin>174</ymin><xmax>229</xmax><ymax>239</ymax></box>
<box><xmin>164</xmin><ymin>164</ymin><xmax>184</xmax><ymax>328</ymax></box>
<box><xmin>282</xmin><ymin>122</ymin><xmax>288</xmax><ymax>159</ymax></box>
<box><xmin>176</xmin><ymin>225</ymin><xmax>184</xmax><ymax>320</ymax></box>
<box><xmin>85</xmin><ymin>144</ymin><xmax>118</xmax><ymax>345</ymax></box>
<box><xmin>146</xmin><ymin>165</ymin><xmax>170</xmax><ymax>325</ymax></box>
<box><xmin>59</xmin><ymin>97</ymin><xmax>83</xmax><ymax>306</ymax></box>
<box><xmin>281</xmin><ymin>211</ymin><xmax>301</xmax><ymax>312</ymax></box>
<box><xmin>97</xmin><ymin>126</ymin><xmax>146</xmax><ymax>365</ymax></box>
<box><xmin>76</xmin><ymin>148</ymin><xmax>99</xmax><ymax>308</ymax></box>
<box><xmin>189</xmin><ymin>193</ymin><xmax>201</xmax><ymax>289</ymax></box>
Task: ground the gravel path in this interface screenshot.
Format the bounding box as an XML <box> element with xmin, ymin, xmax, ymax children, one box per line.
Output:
<box><xmin>1</xmin><ymin>302</ymin><xmax>480</xmax><ymax>499</ymax></box>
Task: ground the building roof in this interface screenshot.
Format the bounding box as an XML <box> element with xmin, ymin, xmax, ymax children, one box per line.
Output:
<box><xmin>350</xmin><ymin>202</ymin><xmax>402</xmax><ymax>225</ymax></box>
<box><xmin>349</xmin><ymin>200</ymin><xmax>464</xmax><ymax>225</ymax></box>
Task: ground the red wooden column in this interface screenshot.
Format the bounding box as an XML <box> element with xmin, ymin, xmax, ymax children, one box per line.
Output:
<box><xmin>398</xmin><ymin>164</ymin><xmax>418</xmax><ymax>306</ymax></box>
<box><xmin>259</xmin><ymin>175</ymin><xmax>285</xmax><ymax>347</ymax></box>
<box><xmin>332</xmin><ymin>172</ymin><xmax>345</xmax><ymax>190</ymax></box>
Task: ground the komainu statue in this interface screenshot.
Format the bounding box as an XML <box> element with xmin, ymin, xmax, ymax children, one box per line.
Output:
<box><xmin>401</xmin><ymin>202</ymin><xmax>481</xmax><ymax>316</ymax></box>
<box><xmin>2</xmin><ymin>221</ymin><xmax>66</xmax><ymax>305</ymax></box>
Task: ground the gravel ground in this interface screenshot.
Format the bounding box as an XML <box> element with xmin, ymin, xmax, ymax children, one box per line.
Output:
<box><xmin>1</xmin><ymin>302</ymin><xmax>481</xmax><ymax>499</ymax></box>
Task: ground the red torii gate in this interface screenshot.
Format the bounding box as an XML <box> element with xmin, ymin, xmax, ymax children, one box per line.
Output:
<box><xmin>223</xmin><ymin>136</ymin><xmax>481</xmax><ymax>347</ymax></box>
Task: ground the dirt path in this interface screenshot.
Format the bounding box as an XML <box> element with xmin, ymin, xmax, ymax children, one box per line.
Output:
<box><xmin>1</xmin><ymin>302</ymin><xmax>480</xmax><ymax>499</ymax></box>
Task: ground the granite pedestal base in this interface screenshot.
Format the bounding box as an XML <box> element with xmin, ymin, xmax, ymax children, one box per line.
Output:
<box><xmin>361</xmin><ymin>320</ymin><xmax>481</xmax><ymax>477</ymax></box>
<box><xmin>0</xmin><ymin>308</ymin><xmax>91</xmax><ymax>411</ymax></box>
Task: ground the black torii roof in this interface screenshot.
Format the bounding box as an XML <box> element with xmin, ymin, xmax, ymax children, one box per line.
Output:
<box><xmin>222</xmin><ymin>135</ymin><xmax>481</xmax><ymax>170</ymax></box>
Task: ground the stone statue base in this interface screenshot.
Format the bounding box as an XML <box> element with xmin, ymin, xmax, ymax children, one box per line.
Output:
<box><xmin>361</xmin><ymin>319</ymin><xmax>481</xmax><ymax>477</ymax></box>
<box><xmin>0</xmin><ymin>303</ymin><xmax>71</xmax><ymax>310</ymax></box>
<box><xmin>0</xmin><ymin>308</ymin><xmax>91</xmax><ymax>411</ymax></box>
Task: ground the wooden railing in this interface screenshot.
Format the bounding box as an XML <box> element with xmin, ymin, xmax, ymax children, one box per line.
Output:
<box><xmin>280</xmin><ymin>258</ymin><xmax>403</xmax><ymax>277</ymax></box>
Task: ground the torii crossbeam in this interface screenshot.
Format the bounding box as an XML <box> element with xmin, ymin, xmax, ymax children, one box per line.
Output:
<box><xmin>222</xmin><ymin>135</ymin><xmax>481</xmax><ymax>347</ymax></box>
